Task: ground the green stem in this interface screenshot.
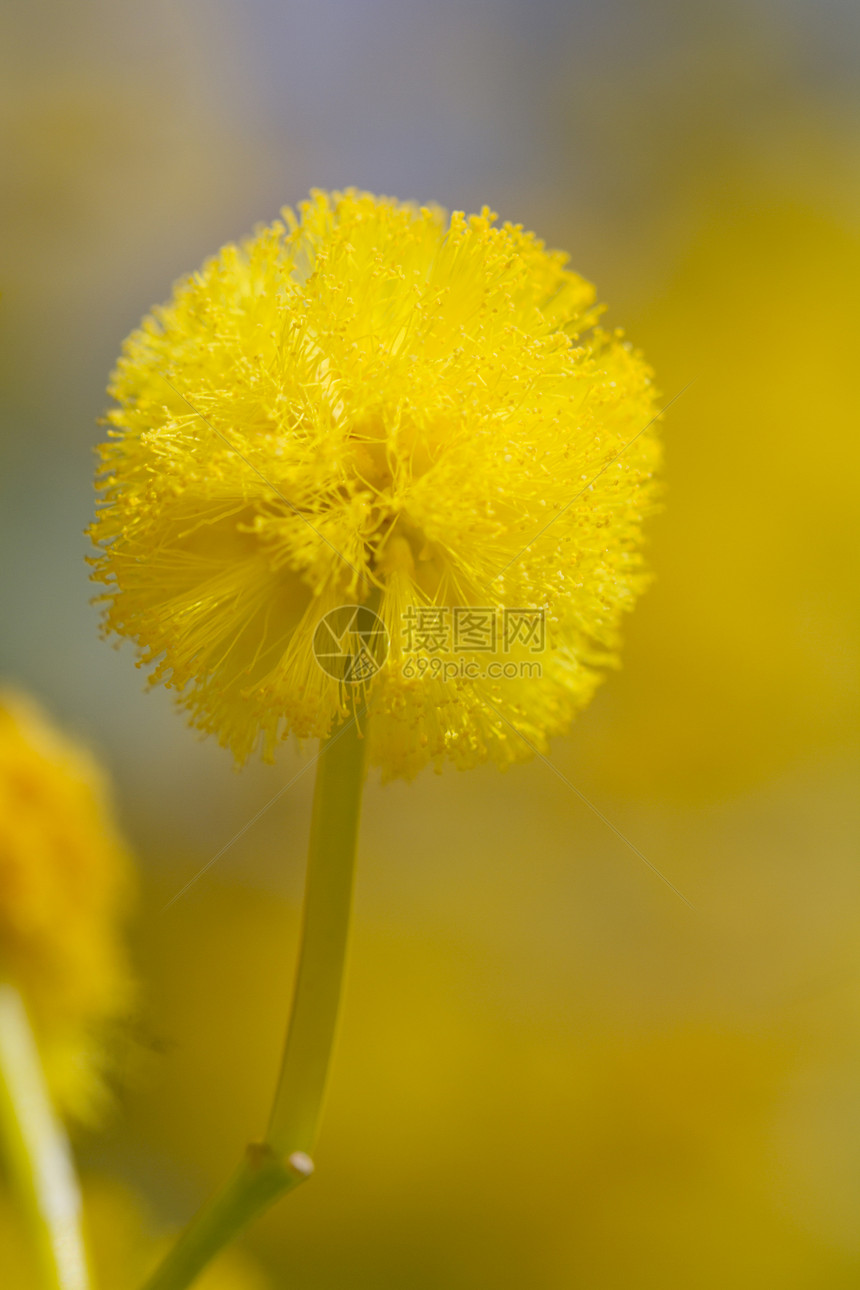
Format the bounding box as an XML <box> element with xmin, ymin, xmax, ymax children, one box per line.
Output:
<box><xmin>141</xmin><ymin>715</ymin><xmax>367</xmax><ymax>1290</ymax></box>
<box><xmin>0</xmin><ymin>983</ymin><xmax>92</xmax><ymax>1290</ymax></box>
<box><xmin>267</xmin><ymin>711</ymin><xmax>366</xmax><ymax>1154</ymax></box>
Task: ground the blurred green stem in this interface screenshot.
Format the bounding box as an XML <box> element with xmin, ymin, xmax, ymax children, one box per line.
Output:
<box><xmin>0</xmin><ymin>983</ymin><xmax>92</xmax><ymax>1290</ymax></box>
<box><xmin>140</xmin><ymin>715</ymin><xmax>367</xmax><ymax>1290</ymax></box>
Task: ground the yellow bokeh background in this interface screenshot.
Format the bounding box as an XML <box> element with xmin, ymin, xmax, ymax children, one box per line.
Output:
<box><xmin>1</xmin><ymin>2</ymin><xmax>858</xmax><ymax>1285</ymax></box>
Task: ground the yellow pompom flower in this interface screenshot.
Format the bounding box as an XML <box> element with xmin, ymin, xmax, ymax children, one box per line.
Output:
<box><xmin>90</xmin><ymin>189</ymin><xmax>659</xmax><ymax>778</ymax></box>
<box><xmin>0</xmin><ymin>691</ymin><xmax>132</xmax><ymax>1119</ymax></box>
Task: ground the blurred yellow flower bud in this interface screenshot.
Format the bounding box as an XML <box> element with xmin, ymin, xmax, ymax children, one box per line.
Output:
<box><xmin>0</xmin><ymin>690</ymin><xmax>133</xmax><ymax>1120</ymax></box>
<box><xmin>91</xmin><ymin>189</ymin><xmax>659</xmax><ymax>778</ymax></box>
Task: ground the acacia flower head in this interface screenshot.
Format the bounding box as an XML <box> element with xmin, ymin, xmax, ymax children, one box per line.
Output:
<box><xmin>0</xmin><ymin>690</ymin><xmax>132</xmax><ymax>1118</ymax></box>
<box><xmin>91</xmin><ymin>189</ymin><xmax>660</xmax><ymax>778</ymax></box>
